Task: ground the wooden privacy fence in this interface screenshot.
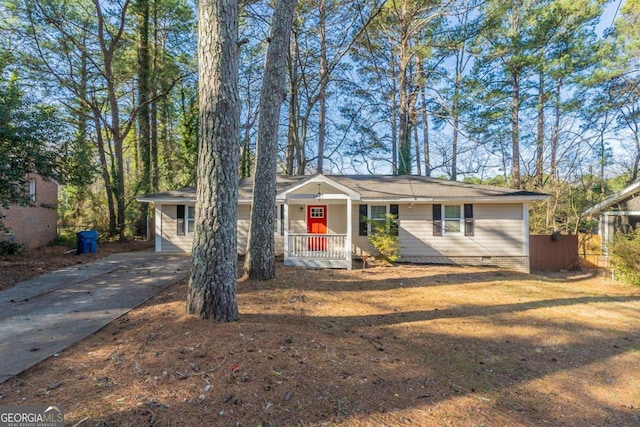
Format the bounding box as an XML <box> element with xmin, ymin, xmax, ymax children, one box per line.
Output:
<box><xmin>529</xmin><ymin>234</ymin><xmax>579</xmax><ymax>271</ymax></box>
<box><xmin>578</xmin><ymin>233</ymin><xmax>602</xmax><ymax>268</ymax></box>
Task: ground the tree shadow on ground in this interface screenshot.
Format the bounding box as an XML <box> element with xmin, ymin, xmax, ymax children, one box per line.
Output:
<box><xmin>6</xmin><ymin>263</ymin><xmax>639</xmax><ymax>427</ymax></box>
<box><xmin>236</xmin><ymin>264</ymin><xmax>614</xmax><ymax>294</ymax></box>
<box><xmin>73</xmin><ymin>308</ymin><xmax>640</xmax><ymax>427</ymax></box>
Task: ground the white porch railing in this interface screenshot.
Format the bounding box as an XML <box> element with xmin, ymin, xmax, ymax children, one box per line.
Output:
<box><xmin>288</xmin><ymin>234</ymin><xmax>348</xmax><ymax>259</ymax></box>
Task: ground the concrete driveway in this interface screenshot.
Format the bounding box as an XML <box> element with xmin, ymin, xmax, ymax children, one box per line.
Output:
<box><xmin>0</xmin><ymin>250</ymin><xmax>189</xmax><ymax>384</ymax></box>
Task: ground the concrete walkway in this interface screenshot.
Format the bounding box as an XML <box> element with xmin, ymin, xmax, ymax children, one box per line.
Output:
<box><xmin>0</xmin><ymin>250</ymin><xmax>190</xmax><ymax>384</ymax></box>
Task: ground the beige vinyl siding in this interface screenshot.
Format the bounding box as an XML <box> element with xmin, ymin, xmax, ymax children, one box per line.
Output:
<box><xmin>472</xmin><ymin>203</ymin><xmax>523</xmax><ymax>255</ymax></box>
<box><xmin>351</xmin><ymin>204</ymin><xmax>373</xmax><ymax>255</ymax></box>
<box><xmin>287</xmin><ymin>203</ymin><xmax>346</xmax><ymax>234</ymax></box>
<box><xmin>289</xmin><ymin>182</ymin><xmax>348</xmax><ymax>197</ymax></box>
<box><xmin>353</xmin><ymin>202</ymin><xmax>524</xmax><ymax>258</ymax></box>
<box><xmin>399</xmin><ymin>203</ymin><xmax>523</xmax><ymax>257</ymax></box>
<box><xmin>160</xmin><ymin>205</ymin><xmax>193</xmax><ymax>252</ymax></box>
<box><xmin>161</xmin><ymin>203</ymin><xmax>286</xmax><ymax>255</ymax></box>
<box><xmin>236</xmin><ymin>204</ymin><xmax>286</xmax><ymax>255</ymax></box>
<box><xmin>328</xmin><ymin>204</ymin><xmax>347</xmax><ymax>234</ymax></box>
<box><xmin>159</xmin><ymin>200</ymin><xmax>525</xmax><ymax>258</ymax></box>
<box><xmin>397</xmin><ymin>204</ymin><xmax>440</xmax><ymax>256</ymax></box>
<box><xmin>289</xmin><ymin>204</ymin><xmax>307</xmax><ymax>233</ymax></box>
<box><xmin>237</xmin><ymin>204</ymin><xmax>251</xmax><ymax>255</ymax></box>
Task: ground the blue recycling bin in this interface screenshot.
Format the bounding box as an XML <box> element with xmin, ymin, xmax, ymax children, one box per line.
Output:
<box><xmin>76</xmin><ymin>230</ymin><xmax>99</xmax><ymax>255</ymax></box>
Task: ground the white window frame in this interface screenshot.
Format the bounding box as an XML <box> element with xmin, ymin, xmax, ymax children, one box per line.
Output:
<box><xmin>310</xmin><ymin>206</ymin><xmax>325</xmax><ymax>218</ymax></box>
<box><xmin>186</xmin><ymin>206</ymin><xmax>196</xmax><ymax>235</ymax></box>
<box><xmin>370</xmin><ymin>205</ymin><xmax>388</xmax><ymax>234</ymax></box>
<box><xmin>29</xmin><ymin>180</ymin><xmax>36</xmax><ymax>202</ymax></box>
<box><xmin>443</xmin><ymin>204</ymin><xmax>463</xmax><ymax>236</ymax></box>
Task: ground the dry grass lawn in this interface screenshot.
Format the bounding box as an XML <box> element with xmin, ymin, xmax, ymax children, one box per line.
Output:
<box><xmin>1</xmin><ymin>263</ymin><xmax>639</xmax><ymax>426</ymax></box>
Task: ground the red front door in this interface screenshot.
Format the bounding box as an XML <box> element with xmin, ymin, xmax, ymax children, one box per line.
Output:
<box><xmin>307</xmin><ymin>205</ymin><xmax>327</xmax><ymax>251</ymax></box>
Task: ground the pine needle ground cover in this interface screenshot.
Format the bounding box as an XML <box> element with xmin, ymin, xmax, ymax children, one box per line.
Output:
<box><xmin>1</xmin><ymin>265</ymin><xmax>639</xmax><ymax>426</ymax></box>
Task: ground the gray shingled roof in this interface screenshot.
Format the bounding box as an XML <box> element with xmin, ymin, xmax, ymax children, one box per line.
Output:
<box><xmin>137</xmin><ymin>174</ymin><xmax>547</xmax><ymax>203</ymax></box>
<box><xmin>136</xmin><ymin>187</ymin><xmax>197</xmax><ymax>202</ymax></box>
<box><xmin>328</xmin><ymin>175</ymin><xmax>543</xmax><ymax>199</ymax></box>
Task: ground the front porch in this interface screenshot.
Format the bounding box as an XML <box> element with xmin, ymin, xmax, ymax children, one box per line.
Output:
<box><xmin>285</xmin><ymin>233</ymin><xmax>351</xmax><ymax>269</ymax></box>
<box><xmin>280</xmin><ymin>175</ymin><xmax>360</xmax><ymax>270</ymax></box>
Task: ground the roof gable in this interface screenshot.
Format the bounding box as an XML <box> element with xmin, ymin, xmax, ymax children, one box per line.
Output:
<box><xmin>276</xmin><ymin>174</ymin><xmax>361</xmax><ymax>200</ymax></box>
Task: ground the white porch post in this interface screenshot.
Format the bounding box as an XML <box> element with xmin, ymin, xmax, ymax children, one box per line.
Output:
<box><xmin>155</xmin><ymin>204</ymin><xmax>162</xmax><ymax>252</ymax></box>
<box><xmin>522</xmin><ymin>203</ymin><xmax>529</xmax><ymax>257</ymax></box>
<box><xmin>284</xmin><ymin>199</ymin><xmax>290</xmax><ymax>262</ymax></box>
<box><xmin>604</xmin><ymin>212</ymin><xmax>610</xmax><ymax>256</ymax></box>
<box><xmin>346</xmin><ymin>198</ymin><xmax>353</xmax><ymax>269</ymax></box>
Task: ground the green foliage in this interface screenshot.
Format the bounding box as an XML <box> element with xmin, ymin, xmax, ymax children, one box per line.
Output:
<box><xmin>0</xmin><ymin>59</ymin><xmax>62</xmax><ymax>209</ymax></box>
<box><xmin>367</xmin><ymin>214</ymin><xmax>400</xmax><ymax>264</ymax></box>
<box><xmin>49</xmin><ymin>229</ymin><xmax>77</xmax><ymax>247</ymax></box>
<box><xmin>609</xmin><ymin>231</ymin><xmax>640</xmax><ymax>286</ymax></box>
<box><xmin>0</xmin><ymin>241</ymin><xmax>23</xmax><ymax>256</ymax></box>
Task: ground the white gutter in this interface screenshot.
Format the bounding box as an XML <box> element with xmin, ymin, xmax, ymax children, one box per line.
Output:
<box><xmin>136</xmin><ymin>197</ymin><xmax>196</xmax><ymax>203</ymax></box>
<box><xmin>358</xmin><ymin>195</ymin><xmax>549</xmax><ymax>203</ymax></box>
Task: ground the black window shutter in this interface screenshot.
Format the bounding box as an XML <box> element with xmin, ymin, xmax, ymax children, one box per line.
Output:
<box><xmin>464</xmin><ymin>204</ymin><xmax>474</xmax><ymax>236</ymax></box>
<box><xmin>280</xmin><ymin>204</ymin><xmax>285</xmax><ymax>236</ymax></box>
<box><xmin>390</xmin><ymin>204</ymin><xmax>399</xmax><ymax>236</ymax></box>
<box><xmin>177</xmin><ymin>204</ymin><xmax>185</xmax><ymax>236</ymax></box>
<box><xmin>359</xmin><ymin>204</ymin><xmax>368</xmax><ymax>236</ymax></box>
<box><xmin>433</xmin><ymin>204</ymin><xmax>442</xmax><ymax>236</ymax></box>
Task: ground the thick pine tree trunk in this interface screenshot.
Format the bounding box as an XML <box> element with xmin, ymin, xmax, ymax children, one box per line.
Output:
<box><xmin>535</xmin><ymin>69</ymin><xmax>544</xmax><ymax>189</ymax></box>
<box><xmin>187</xmin><ymin>0</ymin><xmax>240</xmax><ymax>321</ymax></box>
<box><xmin>285</xmin><ymin>32</ymin><xmax>298</xmax><ymax>176</ymax></box>
<box><xmin>244</xmin><ymin>0</ymin><xmax>296</xmax><ymax>280</ymax></box>
<box><xmin>92</xmin><ymin>113</ymin><xmax>117</xmax><ymax>234</ymax></box>
<box><xmin>317</xmin><ymin>0</ymin><xmax>327</xmax><ymax>174</ymax></box>
<box><xmin>511</xmin><ymin>71</ymin><xmax>521</xmax><ymax>190</ymax></box>
<box><xmin>550</xmin><ymin>80</ymin><xmax>561</xmax><ymax>183</ymax></box>
<box><xmin>136</xmin><ymin>0</ymin><xmax>151</xmax><ymax>236</ymax></box>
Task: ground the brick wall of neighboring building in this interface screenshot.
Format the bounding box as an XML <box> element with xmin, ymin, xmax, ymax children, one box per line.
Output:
<box><xmin>1</xmin><ymin>175</ymin><xmax>58</xmax><ymax>248</ymax></box>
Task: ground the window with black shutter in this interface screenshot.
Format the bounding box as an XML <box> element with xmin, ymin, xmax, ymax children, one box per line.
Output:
<box><xmin>464</xmin><ymin>204</ymin><xmax>474</xmax><ymax>236</ymax></box>
<box><xmin>433</xmin><ymin>204</ymin><xmax>442</xmax><ymax>236</ymax></box>
<box><xmin>359</xmin><ymin>204</ymin><xmax>368</xmax><ymax>236</ymax></box>
<box><xmin>390</xmin><ymin>204</ymin><xmax>399</xmax><ymax>236</ymax></box>
<box><xmin>177</xmin><ymin>204</ymin><xmax>185</xmax><ymax>236</ymax></box>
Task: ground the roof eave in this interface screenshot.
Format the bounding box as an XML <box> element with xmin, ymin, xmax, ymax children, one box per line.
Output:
<box><xmin>583</xmin><ymin>180</ymin><xmax>640</xmax><ymax>217</ymax></box>
<box><xmin>360</xmin><ymin>195</ymin><xmax>550</xmax><ymax>203</ymax></box>
<box><xmin>135</xmin><ymin>197</ymin><xmax>196</xmax><ymax>203</ymax></box>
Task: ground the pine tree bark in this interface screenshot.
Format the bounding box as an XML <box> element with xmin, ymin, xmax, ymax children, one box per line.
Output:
<box><xmin>244</xmin><ymin>0</ymin><xmax>296</xmax><ymax>280</ymax></box>
<box><xmin>136</xmin><ymin>0</ymin><xmax>151</xmax><ymax>235</ymax></box>
<box><xmin>187</xmin><ymin>0</ymin><xmax>240</xmax><ymax>321</ymax></box>
<box><xmin>535</xmin><ymin>68</ymin><xmax>544</xmax><ymax>189</ymax></box>
<box><xmin>317</xmin><ymin>0</ymin><xmax>327</xmax><ymax>174</ymax></box>
<box><xmin>511</xmin><ymin>70</ymin><xmax>521</xmax><ymax>189</ymax></box>
<box><xmin>285</xmin><ymin>33</ymin><xmax>298</xmax><ymax>175</ymax></box>
<box><xmin>550</xmin><ymin>79</ymin><xmax>561</xmax><ymax>183</ymax></box>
